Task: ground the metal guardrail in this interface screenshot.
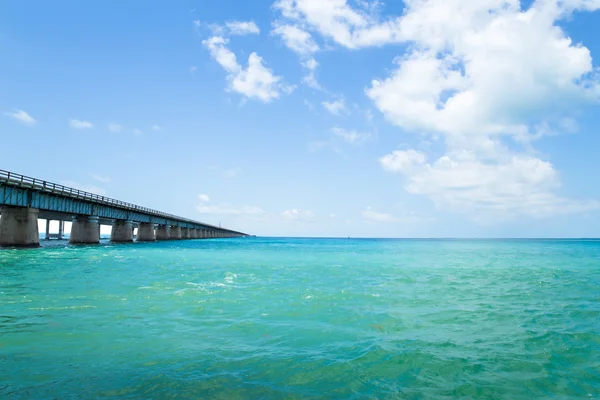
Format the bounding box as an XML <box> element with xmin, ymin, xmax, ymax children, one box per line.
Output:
<box><xmin>0</xmin><ymin>169</ymin><xmax>225</xmax><ymax>230</ymax></box>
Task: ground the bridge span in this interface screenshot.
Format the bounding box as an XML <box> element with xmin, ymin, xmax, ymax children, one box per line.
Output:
<box><xmin>0</xmin><ymin>169</ymin><xmax>248</xmax><ymax>247</ymax></box>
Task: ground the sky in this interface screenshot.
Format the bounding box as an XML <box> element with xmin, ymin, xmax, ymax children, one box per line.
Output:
<box><xmin>1</xmin><ymin>0</ymin><xmax>600</xmax><ymax>238</ymax></box>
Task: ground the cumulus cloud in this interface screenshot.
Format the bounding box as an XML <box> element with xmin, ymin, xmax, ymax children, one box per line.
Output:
<box><xmin>380</xmin><ymin>149</ymin><xmax>599</xmax><ymax>218</ymax></box>
<box><xmin>272</xmin><ymin>22</ymin><xmax>321</xmax><ymax>88</ymax></box>
<box><xmin>151</xmin><ymin>124</ymin><xmax>162</xmax><ymax>131</ymax></box>
<box><xmin>226</xmin><ymin>20</ymin><xmax>261</xmax><ymax>35</ymax></box>
<box><xmin>4</xmin><ymin>109</ymin><xmax>36</xmax><ymax>125</ymax></box>
<box><xmin>70</xmin><ymin>119</ymin><xmax>93</xmax><ymax>129</ymax></box>
<box><xmin>203</xmin><ymin>36</ymin><xmax>293</xmax><ymax>102</ymax></box>
<box><xmin>362</xmin><ymin>0</ymin><xmax>600</xmax><ymax>218</ymax></box>
<box><xmin>272</xmin><ymin>0</ymin><xmax>404</xmax><ymax>49</ymax></box>
<box><xmin>273</xmin><ymin>23</ymin><xmax>319</xmax><ymax>55</ymax></box>
<box><xmin>322</xmin><ymin>98</ymin><xmax>348</xmax><ymax>116</ymax></box>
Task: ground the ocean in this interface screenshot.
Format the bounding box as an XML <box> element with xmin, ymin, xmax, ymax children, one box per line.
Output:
<box><xmin>1</xmin><ymin>238</ymin><xmax>599</xmax><ymax>399</ymax></box>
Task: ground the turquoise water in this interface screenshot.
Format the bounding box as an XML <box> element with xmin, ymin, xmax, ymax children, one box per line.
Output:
<box><xmin>1</xmin><ymin>238</ymin><xmax>599</xmax><ymax>399</ymax></box>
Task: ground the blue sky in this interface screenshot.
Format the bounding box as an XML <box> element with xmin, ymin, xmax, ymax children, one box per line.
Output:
<box><xmin>1</xmin><ymin>0</ymin><xmax>600</xmax><ymax>237</ymax></box>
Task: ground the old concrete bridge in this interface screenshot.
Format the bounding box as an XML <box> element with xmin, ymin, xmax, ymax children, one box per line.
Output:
<box><xmin>0</xmin><ymin>169</ymin><xmax>248</xmax><ymax>247</ymax></box>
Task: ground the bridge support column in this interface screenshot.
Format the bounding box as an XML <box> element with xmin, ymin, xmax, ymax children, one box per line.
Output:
<box><xmin>111</xmin><ymin>220</ymin><xmax>133</xmax><ymax>243</ymax></box>
<box><xmin>0</xmin><ymin>206</ymin><xmax>40</xmax><ymax>248</ymax></box>
<box><xmin>190</xmin><ymin>229</ymin><xmax>198</xmax><ymax>239</ymax></box>
<box><xmin>137</xmin><ymin>223</ymin><xmax>156</xmax><ymax>242</ymax></box>
<box><xmin>156</xmin><ymin>225</ymin><xmax>170</xmax><ymax>240</ymax></box>
<box><xmin>58</xmin><ymin>221</ymin><xmax>64</xmax><ymax>240</ymax></box>
<box><xmin>70</xmin><ymin>216</ymin><xmax>100</xmax><ymax>244</ymax></box>
<box><xmin>45</xmin><ymin>219</ymin><xmax>50</xmax><ymax>240</ymax></box>
<box><xmin>170</xmin><ymin>226</ymin><xmax>182</xmax><ymax>240</ymax></box>
<box><xmin>181</xmin><ymin>227</ymin><xmax>190</xmax><ymax>239</ymax></box>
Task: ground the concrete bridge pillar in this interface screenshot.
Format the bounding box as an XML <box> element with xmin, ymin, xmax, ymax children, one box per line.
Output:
<box><xmin>181</xmin><ymin>227</ymin><xmax>190</xmax><ymax>239</ymax></box>
<box><xmin>111</xmin><ymin>220</ymin><xmax>133</xmax><ymax>242</ymax></box>
<box><xmin>70</xmin><ymin>216</ymin><xmax>100</xmax><ymax>244</ymax></box>
<box><xmin>170</xmin><ymin>226</ymin><xmax>182</xmax><ymax>240</ymax></box>
<box><xmin>156</xmin><ymin>225</ymin><xmax>170</xmax><ymax>240</ymax></box>
<box><xmin>58</xmin><ymin>221</ymin><xmax>64</xmax><ymax>240</ymax></box>
<box><xmin>0</xmin><ymin>206</ymin><xmax>40</xmax><ymax>248</ymax></box>
<box><xmin>137</xmin><ymin>223</ymin><xmax>156</xmax><ymax>241</ymax></box>
<box><xmin>190</xmin><ymin>229</ymin><xmax>198</xmax><ymax>239</ymax></box>
<box><xmin>198</xmin><ymin>229</ymin><xmax>205</xmax><ymax>239</ymax></box>
<box><xmin>45</xmin><ymin>219</ymin><xmax>51</xmax><ymax>240</ymax></box>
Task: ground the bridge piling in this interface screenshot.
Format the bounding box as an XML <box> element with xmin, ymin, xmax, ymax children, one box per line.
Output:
<box><xmin>111</xmin><ymin>220</ymin><xmax>133</xmax><ymax>243</ymax></box>
<box><xmin>170</xmin><ymin>226</ymin><xmax>182</xmax><ymax>240</ymax></box>
<box><xmin>181</xmin><ymin>227</ymin><xmax>191</xmax><ymax>239</ymax></box>
<box><xmin>0</xmin><ymin>206</ymin><xmax>40</xmax><ymax>247</ymax></box>
<box><xmin>70</xmin><ymin>216</ymin><xmax>100</xmax><ymax>244</ymax></box>
<box><xmin>137</xmin><ymin>223</ymin><xmax>156</xmax><ymax>241</ymax></box>
<box><xmin>156</xmin><ymin>225</ymin><xmax>170</xmax><ymax>240</ymax></box>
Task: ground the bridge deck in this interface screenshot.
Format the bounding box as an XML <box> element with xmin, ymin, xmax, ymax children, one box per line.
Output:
<box><xmin>0</xmin><ymin>169</ymin><xmax>245</xmax><ymax>234</ymax></box>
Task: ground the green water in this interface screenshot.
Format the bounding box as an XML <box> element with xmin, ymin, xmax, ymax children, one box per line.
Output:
<box><xmin>1</xmin><ymin>238</ymin><xmax>599</xmax><ymax>399</ymax></box>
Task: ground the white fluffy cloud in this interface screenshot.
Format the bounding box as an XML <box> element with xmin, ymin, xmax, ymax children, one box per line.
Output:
<box><xmin>367</xmin><ymin>4</ymin><xmax>598</xmax><ymax>143</ymax></box>
<box><xmin>380</xmin><ymin>149</ymin><xmax>599</xmax><ymax>217</ymax></box>
<box><xmin>272</xmin><ymin>22</ymin><xmax>321</xmax><ymax>87</ymax></box>
<box><xmin>272</xmin><ymin>0</ymin><xmax>404</xmax><ymax>49</ymax></box>
<box><xmin>226</xmin><ymin>21</ymin><xmax>261</xmax><ymax>35</ymax></box>
<box><xmin>364</xmin><ymin>0</ymin><xmax>600</xmax><ymax>218</ymax></box>
<box><xmin>4</xmin><ymin>109</ymin><xmax>36</xmax><ymax>125</ymax></box>
<box><xmin>70</xmin><ymin>119</ymin><xmax>93</xmax><ymax>129</ymax></box>
<box><xmin>203</xmin><ymin>36</ymin><xmax>293</xmax><ymax>102</ymax></box>
<box><xmin>273</xmin><ymin>23</ymin><xmax>319</xmax><ymax>55</ymax></box>
<box><xmin>322</xmin><ymin>98</ymin><xmax>347</xmax><ymax>116</ymax></box>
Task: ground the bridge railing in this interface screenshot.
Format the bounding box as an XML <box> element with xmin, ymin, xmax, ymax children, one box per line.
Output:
<box><xmin>0</xmin><ymin>169</ymin><xmax>224</xmax><ymax>230</ymax></box>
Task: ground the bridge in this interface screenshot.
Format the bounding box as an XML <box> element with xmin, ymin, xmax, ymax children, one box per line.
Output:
<box><xmin>0</xmin><ymin>169</ymin><xmax>248</xmax><ymax>247</ymax></box>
